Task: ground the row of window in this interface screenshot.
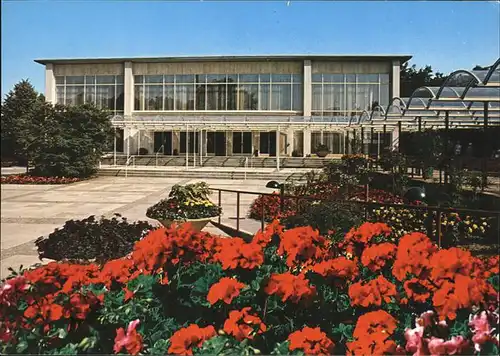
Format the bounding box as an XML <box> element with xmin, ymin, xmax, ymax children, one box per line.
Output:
<box><xmin>53</xmin><ymin>73</ymin><xmax>392</xmax><ymax>114</ymax></box>
<box><xmin>55</xmin><ymin>75</ymin><xmax>124</xmax><ymax>113</ymax></box>
<box><xmin>134</xmin><ymin>73</ymin><xmax>303</xmax><ymax>111</ymax></box>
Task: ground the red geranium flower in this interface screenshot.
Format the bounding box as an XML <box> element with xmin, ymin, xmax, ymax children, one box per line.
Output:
<box><xmin>348</xmin><ymin>310</ymin><xmax>398</xmax><ymax>355</ymax></box>
<box><xmin>214</xmin><ymin>238</ymin><xmax>264</xmax><ymax>270</ymax></box>
<box><xmin>206</xmin><ymin>277</ymin><xmax>246</xmax><ymax>305</ymax></box>
<box><xmin>310</xmin><ymin>257</ymin><xmax>359</xmax><ymax>281</ymax></box>
<box><xmin>349</xmin><ymin>276</ymin><xmax>397</xmax><ymax>308</ymax></box>
<box><xmin>404</xmin><ymin>278</ymin><xmax>433</xmax><ymax>303</ymax></box>
<box><xmin>277</xmin><ymin>226</ymin><xmax>330</xmax><ymax>267</ymax></box>
<box><xmin>288</xmin><ymin>326</ymin><xmax>335</xmax><ymax>355</ymax></box>
<box><xmin>113</xmin><ymin>319</ymin><xmax>143</xmax><ymax>355</ymax></box>
<box><xmin>264</xmin><ymin>272</ymin><xmax>316</xmax><ymax>304</ymax></box>
<box><xmin>168</xmin><ymin>324</ymin><xmax>216</xmax><ymax>355</ymax></box>
<box><xmin>361</xmin><ymin>242</ymin><xmax>397</xmax><ymax>272</ymax></box>
<box><xmin>392</xmin><ymin>232</ymin><xmax>437</xmax><ymax>281</ymax></box>
<box><xmin>223</xmin><ymin>307</ymin><xmax>266</xmax><ymax>341</ymax></box>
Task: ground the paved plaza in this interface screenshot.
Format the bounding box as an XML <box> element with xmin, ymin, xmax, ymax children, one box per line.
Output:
<box><xmin>0</xmin><ymin>176</ymin><xmax>276</xmax><ymax>279</ymax></box>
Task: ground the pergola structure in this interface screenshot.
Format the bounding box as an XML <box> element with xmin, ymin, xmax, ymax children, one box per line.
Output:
<box><xmin>110</xmin><ymin>58</ymin><xmax>500</xmax><ymax>169</ymax></box>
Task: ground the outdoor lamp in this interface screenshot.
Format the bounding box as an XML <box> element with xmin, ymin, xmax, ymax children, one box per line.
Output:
<box><xmin>266</xmin><ymin>181</ymin><xmax>285</xmax><ymax>212</ymax></box>
<box><xmin>404</xmin><ymin>187</ymin><xmax>426</xmax><ymax>202</ymax></box>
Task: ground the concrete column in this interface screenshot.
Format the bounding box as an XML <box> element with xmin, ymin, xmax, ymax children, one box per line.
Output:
<box><xmin>286</xmin><ymin>128</ymin><xmax>294</xmax><ymax>156</ymax></box>
<box><xmin>303</xmin><ymin>60</ymin><xmax>312</xmax><ymax>117</ymax></box>
<box><xmin>391</xmin><ymin>128</ymin><xmax>399</xmax><ymax>151</ymax></box>
<box><xmin>124</xmin><ymin>127</ymin><xmax>138</xmax><ymax>155</ymax></box>
<box><xmin>172</xmin><ymin>131</ymin><xmax>180</xmax><ymax>154</ymax></box>
<box><xmin>45</xmin><ymin>64</ymin><xmax>56</xmax><ymax>104</ymax></box>
<box><xmin>124</xmin><ymin>62</ymin><xmax>134</xmax><ymax>117</ymax></box>
<box><xmin>303</xmin><ymin>128</ymin><xmax>311</xmax><ymax>156</ymax></box>
<box><xmin>226</xmin><ymin>131</ymin><xmax>233</xmax><ymax>156</ymax></box>
<box><xmin>391</xmin><ymin>60</ymin><xmax>400</xmax><ymax>98</ymax></box>
<box><xmin>252</xmin><ymin>131</ymin><xmax>260</xmax><ymax>154</ymax></box>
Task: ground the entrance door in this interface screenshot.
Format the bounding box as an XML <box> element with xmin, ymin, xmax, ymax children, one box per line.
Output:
<box><xmin>260</xmin><ymin>132</ymin><xmax>277</xmax><ymax>156</ymax></box>
<box><xmin>215</xmin><ymin>132</ymin><xmax>226</xmax><ymax>156</ymax></box>
<box><xmin>153</xmin><ymin>132</ymin><xmax>172</xmax><ymax>155</ymax></box>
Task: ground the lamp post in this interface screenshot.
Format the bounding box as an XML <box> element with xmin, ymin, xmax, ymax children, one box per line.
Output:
<box><xmin>266</xmin><ymin>180</ymin><xmax>285</xmax><ymax>213</ymax></box>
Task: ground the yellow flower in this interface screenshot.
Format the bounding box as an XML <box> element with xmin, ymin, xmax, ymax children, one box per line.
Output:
<box><xmin>483</xmin><ymin>222</ymin><xmax>488</xmax><ymax>226</ymax></box>
<box><xmin>468</xmin><ymin>227</ymin><xmax>473</xmax><ymax>233</ymax></box>
<box><xmin>190</xmin><ymin>202</ymin><xmax>194</xmax><ymax>206</ymax></box>
<box><xmin>480</xmin><ymin>226</ymin><xmax>485</xmax><ymax>232</ymax></box>
<box><xmin>473</xmin><ymin>224</ymin><xmax>478</xmax><ymax>229</ymax></box>
<box><xmin>184</xmin><ymin>202</ymin><xmax>189</xmax><ymax>205</ymax></box>
<box><xmin>465</xmin><ymin>221</ymin><xmax>470</xmax><ymax>225</ymax></box>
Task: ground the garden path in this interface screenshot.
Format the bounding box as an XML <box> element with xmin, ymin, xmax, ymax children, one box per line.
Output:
<box><xmin>0</xmin><ymin>176</ymin><xmax>276</xmax><ymax>279</ymax></box>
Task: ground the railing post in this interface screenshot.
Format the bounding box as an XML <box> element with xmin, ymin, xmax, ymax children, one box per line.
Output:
<box><xmin>279</xmin><ymin>185</ymin><xmax>285</xmax><ymax>214</ymax></box>
<box><xmin>436</xmin><ymin>209</ymin><xmax>442</xmax><ymax>248</ymax></box>
<box><xmin>236</xmin><ymin>192</ymin><xmax>240</xmax><ymax>234</ymax></box>
<box><xmin>261</xmin><ymin>194</ymin><xmax>265</xmax><ymax>231</ymax></box>
<box><xmin>218</xmin><ymin>190</ymin><xmax>222</xmax><ymax>224</ymax></box>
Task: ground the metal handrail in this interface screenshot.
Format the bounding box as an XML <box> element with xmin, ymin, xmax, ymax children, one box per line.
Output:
<box><xmin>124</xmin><ymin>155</ymin><xmax>136</xmax><ymax>178</ymax></box>
<box><xmin>209</xmin><ymin>187</ymin><xmax>500</xmax><ymax>246</ymax></box>
<box><xmin>155</xmin><ymin>144</ymin><xmax>165</xmax><ymax>167</ymax></box>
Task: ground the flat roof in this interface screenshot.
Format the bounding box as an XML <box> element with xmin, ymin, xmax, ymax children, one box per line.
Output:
<box><xmin>35</xmin><ymin>54</ymin><xmax>412</xmax><ymax>65</ymax></box>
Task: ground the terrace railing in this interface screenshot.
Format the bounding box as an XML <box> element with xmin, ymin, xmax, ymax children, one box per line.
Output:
<box><xmin>210</xmin><ymin>187</ymin><xmax>500</xmax><ymax>248</ymax></box>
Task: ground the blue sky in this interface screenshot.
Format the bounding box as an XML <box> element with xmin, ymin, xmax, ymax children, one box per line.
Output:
<box><xmin>2</xmin><ymin>0</ymin><xmax>499</xmax><ymax>97</ymax></box>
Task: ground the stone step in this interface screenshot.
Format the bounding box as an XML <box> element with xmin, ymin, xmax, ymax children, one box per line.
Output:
<box><xmin>97</xmin><ymin>168</ymin><xmax>308</xmax><ymax>181</ymax></box>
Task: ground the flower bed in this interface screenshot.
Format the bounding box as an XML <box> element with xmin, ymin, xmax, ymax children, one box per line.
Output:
<box><xmin>1</xmin><ymin>221</ymin><xmax>498</xmax><ymax>355</ymax></box>
<box><xmin>1</xmin><ymin>174</ymin><xmax>83</xmax><ymax>185</ymax></box>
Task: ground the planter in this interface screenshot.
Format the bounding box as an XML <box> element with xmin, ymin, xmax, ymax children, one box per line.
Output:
<box><xmin>316</xmin><ymin>150</ymin><xmax>329</xmax><ymax>158</ymax></box>
<box><xmin>157</xmin><ymin>216</ymin><xmax>217</xmax><ymax>232</ymax></box>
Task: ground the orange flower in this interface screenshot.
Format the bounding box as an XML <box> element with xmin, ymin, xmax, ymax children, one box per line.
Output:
<box><xmin>348</xmin><ymin>310</ymin><xmax>398</xmax><ymax>355</ymax></box>
<box><xmin>168</xmin><ymin>324</ymin><xmax>216</xmax><ymax>355</ymax></box>
<box><xmin>403</xmin><ymin>278</ymin><xmax>433</xmax><ymax>303</ymax></box>
<box><xmin>344</xmin><ymin>222</ymin><xmax>392</xmax><ymax>246</ymax></box>
<box><xmin>214</xmin><ymin>238</ymin><xmax>264</xmax><ymax>270</ymax></box>
<box><xmin>288</xmin><ymin>326</ymin><xmax>335</xmax><ymax>355</ymax></box>
<box><xmin>432</xmin><ymin>281</ymin><xmax>461</xmax><ymax>321</ymax></box>
<box><xmin>361</xmin><ymin>243</ymin><xmax>397</xmax><ymax>272</ymax></box>
<box><xmin>264</xmin><ymin>272</ymin><xmax>316</xmax><ymax>304</ymax></box>
<box><xmin>310</xmin><ymin>257</ymin><xmax>359</xmax><ymax>281</ymax></box>
<box><xmin>392</xmin><ymin>232</ymin><xmax>437</xmax><ymax>281</ymax></box>
<box><xmin>429</xmin><ymin>248</ymin><xmax>474</xmax><ymax>286</ymax></box>
<box><xmin>349</xmin><ymin>276</ymin><xmax>397</xmax><ymax>308</ymax></box>
<box><xmin>252</xmin><ymin>220</ymin><xmax>283</xmax><ymax>247</ymax></box>
<box><xmin>206</xmin><ymin>277</ymin><xmax>246</xmax><ymax>305</ymax></box>
<box><xmin>277</xmin><ymin>226</ymin><xmax>329</xmax><ymax>267</ymax></box>
<box><xmin>223</xmin><ymin>307</ymin><xmax>266</xmax><ymax>341</ymax></box>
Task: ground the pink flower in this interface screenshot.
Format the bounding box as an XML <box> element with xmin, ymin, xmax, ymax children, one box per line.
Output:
<box><xmin>113</xmin><ymin>319</ymin><xmax>143</xmax><ymax>355</ymax></box>
<box><xmin>426</xmin><ymin>336</ymin><xmax>468</xmax><ymax>355</ymax></box>
<box><xmin>405</xmin><ymin>326</ymin><xmax>425</xmax><ymax>356</ymax></box>
<box><xmin>469</xmin><ymin>311</ymin><xmax>497</xmax><ymax>352</ymax></box>
<box><xmin>0</xmin><ymin>276</ymin><xmax>29</xmax><ymax>307</ymax></box>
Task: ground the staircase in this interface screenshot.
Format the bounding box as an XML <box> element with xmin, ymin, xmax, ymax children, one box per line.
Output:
<box><xmin>99</xmin><ymin>155</ymin><xmax>336</xmax><ymax>169</ymax></box>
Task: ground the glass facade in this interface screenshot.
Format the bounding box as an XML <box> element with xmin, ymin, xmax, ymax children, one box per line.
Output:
<box><xmin>55</xmin><ymin>75</ymin><xmax>124</xmax><ymax>113</ymax></box>
<box><xmin>134</xmin><ymin>74</ymin><xmax>302</xmax><ymax>111</ymax></box>
<box><xmin>312</xmin><ymin>74</ymin><xmax>390</xmax><ymax>117</ymax></box>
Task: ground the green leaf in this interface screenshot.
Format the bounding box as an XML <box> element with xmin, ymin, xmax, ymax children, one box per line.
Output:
<box><xmin>16</xmin><ymin>341</ymin><xmax>28</xmax><ymax>353</ymax></box>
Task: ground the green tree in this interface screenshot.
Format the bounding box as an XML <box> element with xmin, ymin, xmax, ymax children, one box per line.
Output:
<box><xmin>400</xmin><ymin>62</ymin><xmax>448</xmax><ymax>98</ymax></box>
<box><xmin>31</xmin><ymin>104</ymin><xmax>113</xmax><ymax>178</ymax></box>
<box><xmin>1</xmin><ymin>79</ymin><xmax>45</xmax><ymax>169</ymax></box>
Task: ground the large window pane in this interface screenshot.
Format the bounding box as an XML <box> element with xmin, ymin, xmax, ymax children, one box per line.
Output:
<box><xmin>227</xmin><ymin>84</ymin><xmax>237</xmax><ymax>110</ymax></box>
<box><xmin>176</xmin><ymin>75</ymin><xmax>195</xmax><ymax>84</ymax></box>
<box><xmin>134</xmin><ymin>86</ymin><xmax>144</xmax><ymax>110</ymax></box>
<box><xmin>66</xmin><ymin>86</ymin><xmax>84</xmax><ymax>105</ymax></box>
<box><xmin>271</xmin><ymin>84</ymin><xmax>291</xmax><ymax>110</ymax></box>
<box><xmin>66</xmin><ymin>76</ymin><xmax>84</xmax><ymax>85</ymax></box>
<box><xmin>85</xmin><ymin>76</ymin><xmax>95</xmax><ymax>85</ymax></box>
<box><xmin>55</xmin><ymin>76</ymin><xmax>65</xmax><ymax>85</ymax></box>
<box><xmin>312</xmin><ymin>74</ymin><xmax>322</xmax><ymax>83</ymax></box>
<box><xmin>238</xmin><ymin>84</ymin><xmax>258</xmax><ymax>110</ymax></box>
<box><xmin>164</xmin><ymin>86</ymin><xmax>175</xmax><ymax>110</ymax></box>
<box><xmin>346</xmin><ymin>84</ymin><xmax>356</xmax><ymax>114</ymax></box>
<box><xmin>239</xmin><ymin>74</ymin><xmax>259</xmax><ymax>83</ymax></box>
<box><xmin>56</xmin><ymin>86</ymin><xmax>65</xmax><ymax>104</ymax></box>
<box><xmin>145</xmin><ymin>85</ymin><xmax>163</xmax><ymax>110</ymax></box>
<box><xmin>96</xmin><ymin>76</ymin><xmax>115</xmax><ymax>84</ymax></box>
<box><xmin>260</xmin><ymin>84</ymin><xmax>270</xmax><ymax>110</ymax></box>
<box><xmin>323</xmin><ymin>84</ymin><xmax>334</xmax><ymax>113</ymax></box>
<box><xmin>207</xmin><ymin>83</ymin><xmax>226</xmax><ymax>110</ymax></box>
<box><xmin>357</xmin><ymin>74</ymin><xmax>379</xmax><ymax>83</ymax></box>
<box><xmin>323</xmin><ymin>74</ymin><xmax>344</xmax><ymax>83</ymax></box>
<box><xmin>292</xmin><ymin>84</ymin><xmax>303</xmax><ymax>111</ymax></box>
<box><xmin>312</xmin><ymin>84</ymin><xmax>322</xmax><ymax>113</ymax></box>
<box><xmin>145</xmin><ymin>75</ymin><xmax>163</xmax><ymax>84</ymax></box>
<box><xmin>86</xmin><ymin>85</ymin><xmax>96</xmax><ymax>105</ymax></box>
<box><xmin>96</xmin><ymin>85</ymin><xmax>114</xmax><ymax>110</ymax></box>
<box><xmin>176</xmin><ymin>85</ymin><xmax>194</xmax><ymax>110</ymax></box>
<box><xmin>380</xmin><ymin>83</ymin><xmax>390</xmax><ymax>107</ymax></box>
<box><xmin>116</xmin><ymin>85</ymin><xmax>124</xmax><ymax>111</ymax></box>
<box><xmin>196</xmin><ymin>83</ymin><xmax>206</xmax><ymax>110</ymax></box>
<box><xmin>271</xmin><ymin>74</ymin><xmax>291</xmax><ymax>83</ymax></box>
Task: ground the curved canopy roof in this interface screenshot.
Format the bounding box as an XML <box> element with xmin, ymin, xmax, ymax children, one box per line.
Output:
<box><xmin>348</xmin><ymin>57</ymin><xmax>500</xmax><ymax>130</ymax></box>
